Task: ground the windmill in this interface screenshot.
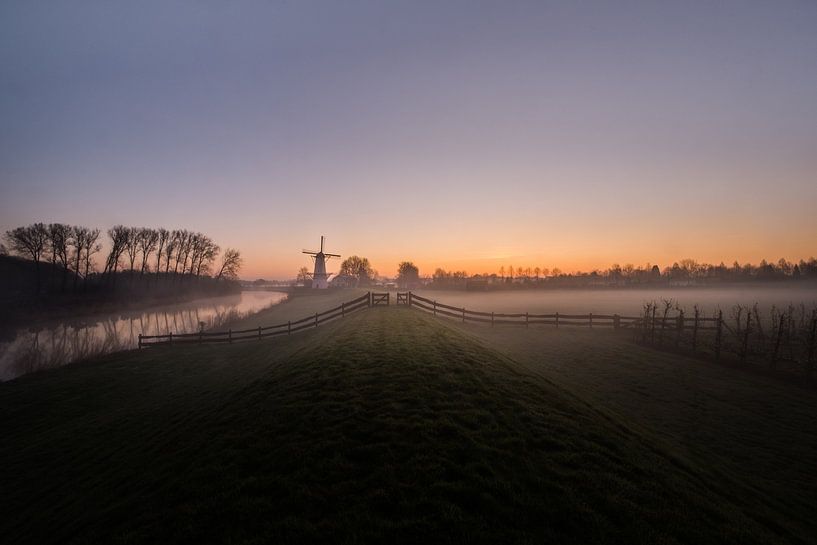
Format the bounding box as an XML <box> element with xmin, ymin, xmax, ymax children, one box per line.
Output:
<box><xmin>302</xmin><ymin>236</ymin><xmax>341</xmax><ymax>289</ymax></box>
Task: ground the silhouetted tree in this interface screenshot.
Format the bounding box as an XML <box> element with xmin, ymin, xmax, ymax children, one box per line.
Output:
<box><xmin>138</xmin><ymin>228</ymin><xmax>159</xmax><ymax>275</ymax></box>
<box><xmin>154</xmin><ymin>228</ymin><xmax>169</xmax><ymax>280</ymax></box>
<box><xmin>397</xmin><ymin>261</ymin><xmax>419</xmax><ymax>289</ymax></box>
<box><xmin>339</xmin><ymin>255</ymin><xmax>373</xmax><ymax>286</ymax></box>
<box><xmin>296</xmin><ymin>266</ymin><xmax>310</xmax><ymax>286</ymax></box>
<box><xmin>216</xmin><ymin>248</ymin><xmax>242</xmax><ymax>280</ymax></box>
<box><xmin>4</xmin><ymin>223</ymin><xmax>49</xmax><ymax>293</ymax></box>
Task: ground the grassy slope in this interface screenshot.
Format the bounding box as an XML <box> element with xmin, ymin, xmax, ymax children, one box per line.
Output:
<box><xmin>0</xmin><ymin>308</ymin><xmax>806</xmax><ymax>544</ymax></box>
<box><xmin>454</xmin><ymin>322</ymin><xmax>817</xmax><ymax>544</ymax></box>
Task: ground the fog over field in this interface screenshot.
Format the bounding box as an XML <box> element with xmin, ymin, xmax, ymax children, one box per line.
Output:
<box><xmin>414</xmin><ymin>286</ymin><xmax>817</xmax><ymax>317</ymax></box>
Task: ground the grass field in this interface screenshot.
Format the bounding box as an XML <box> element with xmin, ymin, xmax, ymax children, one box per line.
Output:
<box><xmin>2</xmin><ymin>301</ymin><xmax>816</xmax><ymax>544</ymax></box>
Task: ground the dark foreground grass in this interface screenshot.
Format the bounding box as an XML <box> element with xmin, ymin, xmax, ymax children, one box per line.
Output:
<box><xmin>0</xmin><ymin>308</ymin><xmax>804</xmax><ymax>544</ymax></box>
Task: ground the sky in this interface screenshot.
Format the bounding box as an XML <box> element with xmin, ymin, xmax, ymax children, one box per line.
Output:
<box><xmin>1</xmin><ymin>1</ymin><xmax>816</xmax><ymax>279</ymax></box>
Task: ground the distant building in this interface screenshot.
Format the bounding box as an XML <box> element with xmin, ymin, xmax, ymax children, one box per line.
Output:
<box><xmin>331</xmin><ymin>274</ymin><xmax>358</xmax><ymax>288</ymax></box>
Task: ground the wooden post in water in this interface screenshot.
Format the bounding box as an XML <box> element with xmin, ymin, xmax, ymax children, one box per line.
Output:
<box><xmin>715</xmin><ymin>310</ymin><xmax>723</xmax><ymax>360</ymax></box>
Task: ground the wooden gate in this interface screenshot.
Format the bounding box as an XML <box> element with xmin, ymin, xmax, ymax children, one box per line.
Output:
<box><xmin>396</xmin><ymin>292</ymin><xmax>410</xmax><ymax>305</ymax></box>
<box><xmin>371</xmin><ymin>292</ymin><xmax>390</xmax><ymax>306</ymax></box>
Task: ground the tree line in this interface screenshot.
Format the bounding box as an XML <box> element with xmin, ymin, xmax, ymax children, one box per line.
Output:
<box><xmin>429</xmin><ymin>258</ymin><xmax>817</xmax><ymax>288</ymax></box>
<box><xmin>3</xmin><ymin>223</ymin><xmax>242</xmax><ymax>296</ymax></box>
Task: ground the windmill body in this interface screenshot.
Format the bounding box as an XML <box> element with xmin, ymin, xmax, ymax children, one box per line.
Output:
<box><xmin>302</xmin><ymin>236</ymin><xmax>340</xmax><ymax>289</ymax></box>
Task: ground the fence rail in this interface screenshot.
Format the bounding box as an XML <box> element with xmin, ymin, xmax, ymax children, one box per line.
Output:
<box><xmin>138</xmin><ymin>289</ymin><xmax>816</xmax><ymax>378</ymax></box>
<box><xmin>405</xmin><ymin>292</ymin><xmax>817</xmax><ymax>377</ymax></box>
<box><xmin>138</xmin><ymin>292</ymin><xmax>372</xmax><ymax>347</ymax></box>
<box><xmin>406</xmin><ymin>292</ymin><xmax>642</xmax><ymax>329</ymax></box>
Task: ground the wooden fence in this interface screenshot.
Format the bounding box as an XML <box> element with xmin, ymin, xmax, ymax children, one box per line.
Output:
<box><xmin>407</xmin><ymin>292</ymin><xmax>816</xmax><ymax>376</ymax></box>
<box><xmin>405</xmin><ymin>292</ymin><xmax>642</xmax><ymax>329</ymax></box>
<box><xmin>138</xmin><ymin>292</ymin><xmax>372</xmax><ymax>348</ymax></box>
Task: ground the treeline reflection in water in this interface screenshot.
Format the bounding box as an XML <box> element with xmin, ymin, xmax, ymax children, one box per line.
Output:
<box><xmin>0</xmin><ymin>291</ymin><xmax>287</xmax><ymax>381</ymax></box>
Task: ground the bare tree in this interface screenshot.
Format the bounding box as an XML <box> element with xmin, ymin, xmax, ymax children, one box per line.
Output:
<box><xmin>124</xmin><ymin>227</ymin><xmax>140</xmax><ymax>275</ymax></box>
<box><xmin>70</xmin><ymin>226</ymin><xmax>89</xmax><ymax>292</ymax></box>
<box><xmin>4</xmin><ymin>223</ymin><xmax>49</xmax><ymax>293</ymax></box>
<box><xmin>296</xmin><ymin>266</ymin><xmax>310</xmax><ymax>286</ymax></box>
<box><xmin>48</xmin><ymin>223</ymin><xmax>72</xmax><ymax>292</ymax></box>
<box><xmin>138</xmin><ymin>228</ymin><xmax>159</xmax><ymax>276</ymax></box>
<box><xmin>82</xmin><ymin>229</ymin><xmax>101</xmax><ymax>290</ymax></box>
<box><xmin>154</xmin><ymin>228</ymin><xmax>169</xmax><ymax>280</ymax></box>
<box><xmin>215</xmin><ymin>248</ymin><xmax>242</xmax><ymax>281</ymax></box>
<box><xmin>103</xmin><ymin>225</ymin><xmax>130</xmax><ymax>284</ymax></box>
<box><xmin>163</xmin><ymin>230</ymin><xmax>179</xmax><ymax>275</ymax></box>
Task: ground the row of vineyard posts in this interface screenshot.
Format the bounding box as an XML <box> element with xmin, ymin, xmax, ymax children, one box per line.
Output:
<box><xmin>636</xmin><ymin>301</ymin><xmax>817</xmax><ymax>376</ymax></box>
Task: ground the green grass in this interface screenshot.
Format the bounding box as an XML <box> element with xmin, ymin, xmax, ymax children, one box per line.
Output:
<box><xmin>453</xmin><ymin>321</ymin><xmax>817</xmax><ymax>543</ymax></box>
<box><xmin>1</xmin><ymin>307</ymin><xmax>814</xmax><ymax>544</ymax></box>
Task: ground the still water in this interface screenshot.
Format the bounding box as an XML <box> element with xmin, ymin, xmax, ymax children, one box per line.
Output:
<box><xmin>0</xmin><ymin>290</ymin><xmax>287</xmax><ymax>381</ymax></box>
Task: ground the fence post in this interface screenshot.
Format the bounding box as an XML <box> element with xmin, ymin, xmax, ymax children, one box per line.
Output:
<box><xmin>676</xmin><ymin>310</ymin><xmax>684</xmax><ymax>348</ymax></box>
<box><xmin>169</xmin><ymin>332</ymin><xmax>173</xmax><ymax>346</ymax></box>
<box><xmin>408</xmin><ymin>291</ymin><xmax>413</xmax><ymax>307</ymax></box>
<box><xmin>771</xmin><ymin>311</ymin><xmax>786</xmax><ymax>369</ymax></box>
<box><xmin>555</xmin><ymin>312</ymin><xmax>559</xmax><ymax>329</ymax></box>
<box><xmin>433</xmin><ymin>300</ymin><xmax>437</xmax><ymax>317</ymax></box>
<box><xmin>589</xmin><ymin>312</ymin><xmax>593</xmax><ymax>328</ymax></box>
<box><xmin>715</xmin><ymin>310</ymin><xmax>723</xmax><ymax>360</ymax></box>
<box><xmin>525</xmin><ymin>312</ymin><xmax>529</xmax><ymax>328</ymax></box>
<box><xmin>342</xmin><ymin>302</ymin><xmax>345</xmax><ymax>317</ymax></box>
<box><xmin>613</xmin><ymin>314</ymin><xmax>620</xmax><ymax>330</ymax></box>
<box><xmin>651</xmin><ymin>306</ymin><xmax>657</xmax><ymax>344</ymax></box>
<box><xmin>368</xmin><ymin>291</ymin><xmax>372</xmax><ymax>307</ymax></box>
<box><xmin>315</xmin><ymin>312</ymin><xmax>318</xmax><ymax>328</ymax></box>
<box><xmin>692</xmin><ymin>308</ymin><xmax>699</xmax><ymax>354</ymax></box>
<box><xmin>138</xmin><ymin>333</ymin><xmax>142</xmax><ymax>349</ymax></box>
<box><xmin>258</xmin><ymin>326</ymin><xmax>262</xmax><ymax>341</ymax></box>
<box><xmin>808</xmin><ymin>310</ymin><xmax>816</xmax><ymax>376</ymax></box>
<box><xmin>462</xmin><ymin>308</ymin><xmax>466</xmax><ymax>323</ymax></box>
<box><xmin>387</xmin><ymin>293</ymin><xmax>390</xmax><ymax>306</ymax></box>
<box><xmin>199</xmin><ymin>331</ymin><xmax>203</xmax><ymax>344</ymax></box>
<box><xmin>228</xmin><ymin>329</ymin><xmax>232</xmax><ymax>344</ymax></box>
<box><xmin>288</xmin><ymin>320</ymin><xmax>291</xmax><ymax>335</ymax></box>
<box><xmin>741</xmin><ymin>312</ymin><xmax>751</xmax><ymax>364</ymax></box>
<box><xmin>491</xmin><ymin>311</ymin><xmax>494</xmax><ymax>327</ymax></box>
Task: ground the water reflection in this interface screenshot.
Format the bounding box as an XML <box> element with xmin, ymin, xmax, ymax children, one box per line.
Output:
<box><xmin>0</xmin><ymin>291</ymin><xmax>287</xmax><ymax>381</ymax></box>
